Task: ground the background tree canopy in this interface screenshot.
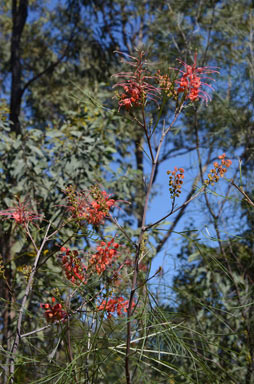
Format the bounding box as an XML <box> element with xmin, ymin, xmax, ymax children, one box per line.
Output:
<box><xmin>0</xmin><ymin>0</ymin><xmax>254</xmax><ymax>383</ymax></box>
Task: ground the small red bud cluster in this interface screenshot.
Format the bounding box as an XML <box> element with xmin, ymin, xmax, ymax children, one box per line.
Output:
<box><xmin>40</xmin><ymin>297</ymin><xmax>67</xmax><ymax>323</ymax></box>
<box><xmin>65</xmin><ymin>185</ymin><xmax>115</xmax><ymax>225</ymax></box>
<box><xmin>167</xmin><ymin>167</ymin><xmax>184</xmax><ymax>198</ymax></box>
<box><xmin>89</xmin><ymin>239</ymin><xmax>119</xmax><ymax>274</ymax></box>
<box><xmin>60</xmin><ymin>247</ymin><xmax>87</xmax><ymax>285</ymax></box>
<box><xmin>218</xmin><ymin>153</ymin><xmax>232</xmax><ymax>168</ymax></box>
<box><xmin>205</xmin><ymin>153</ymin><xmax>232</xmax><ymax>186</ymax></box>
<box><xmin>97</xmin><ymin>297</ymin><xmax>132</xmax><ymax>319</ymax></box>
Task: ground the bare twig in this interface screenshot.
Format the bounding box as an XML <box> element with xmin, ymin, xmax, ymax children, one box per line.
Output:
<box><xmin>109</xmin><ymin>214</ymin><xmax>137</xmax><ymax>249</ymax></box>
<box><xmin>231</xmin><ymin>181</ymin><xmax>254</xmax><ymax>208</ymax></box>
<box><xmin>145</xmin><ymin>186</ymin><xmax>205</xmax><ymax>232</ymax></box>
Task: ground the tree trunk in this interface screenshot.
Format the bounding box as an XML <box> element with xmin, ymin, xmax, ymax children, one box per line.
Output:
<box><xmin>9</xmin><ymin>0</ymin><xmax>28</xmax><ymax>135</ymax></box>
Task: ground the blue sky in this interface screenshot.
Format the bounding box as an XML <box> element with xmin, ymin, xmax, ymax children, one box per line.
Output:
<box><xmin>142</xmin><ymin>128</ymin><xmax>239</xmax><ymax>297</ymax></box>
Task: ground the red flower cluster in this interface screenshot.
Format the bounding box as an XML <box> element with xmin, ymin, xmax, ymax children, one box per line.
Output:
<box><xmin>218</xmin><ymin>153</ymin><xmax>232</xmax><ymax>168</ymax></box>
<box><xmin>118</xmin><ymin>82</ymin><xmax>142</xmax><ymax>110</ymax></box>
<box><xmin>40</xmin><ymin>297</ymin><xmax>67</xmax><ymax>322</ymax></box>
<box><xmin>89</xmin><ymin>239</ymin><xmax>119</xmax><ymax>274</ymax></box>
<box><xmin>0</xmin><ymin>200</ymin><xmax>41</xmax><ymax>225</ymax></box>
<box><xmin>176</xmin><ymin>53</ymin><xmax>219</xmax><ymax>104</ymax></box>
<box><xmin>65</xmin><ymin>185</ymin><xmax>115</xmax><ymax>225</ymax></box>
<box><xmin>205</xmin><ymin>153</ymin><xmax>232</xmax><ymax>186</ymax></box>
<box><xmin>97</xmin><ymin>297</ymin><xmax>129</xmax><ymax>318</ymax></box>
<box><xmin>60</xmin><ymin>247</ymin><xmax>87</xmax><ymax>285</ymax></box>
<box><xmin>86</xmin><ymin>188</ymin><xmax>115</xmax><ymax>225</ymax></box>
<box><xmin>113</xmin><ymin>50</ymin><xmax>160</xmax><ymax>111</ymax></box>
<box><xmin>167</xmin><ymin>167</ymin><xmax>184</xmax><ymax>198</ymax></box>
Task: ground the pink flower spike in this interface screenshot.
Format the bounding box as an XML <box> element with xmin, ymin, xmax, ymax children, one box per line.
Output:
<box><xmin>0</xmin><ymin>199</ymin><xmax>42</xmax><ymax>225</ymax></box>
<box><xmin>113</xmin><ymin>50</ymin><xmax>161</xmax><ymax>111</ymax></box>
<box><xmin>176</xmin><ymin>53</ymin><xmax>219</xmax><ymax>105</ymax></box>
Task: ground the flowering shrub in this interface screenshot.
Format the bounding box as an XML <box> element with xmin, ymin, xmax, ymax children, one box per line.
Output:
<box><xmin>112</xmin><ymin>50</ymin><xmax>219</xmax><ymax>116</ymax></box>
<box><xmin>3</xmin><ymin>50</ymin><xmax>241</xmax><ymax>384</ymax></box>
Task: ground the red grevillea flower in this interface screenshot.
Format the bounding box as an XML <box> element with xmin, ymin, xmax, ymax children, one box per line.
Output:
<box><xmin>60</xmin><ymin>247</ymin><xmax>87</xmax><ymax>285</ymax></box>
<box><xmin>0</xmin><ymin>199</ymin><xmax>41</xmax><ymax>225</ymax></box>
<box><xmin>89</xmin><ymin>238</ymin><xmax>119</xmax><ymax>274</ymax></box>
<box><xmin>112</xmin><ymin>50</ymin><xmax>160</xmax><ymax>111</ymax></box>
<box><xmin>97</xmin><ymin>297</ymin><xmax>130</xmax><ymax>318</ymax></box>
<box><xmin>65</xmin><ymin>185</ymin><xmax>115</xmax><ymax>226</ymax></box>
<box><xmin>176</xmin><ymin>53</ymin><xmax>219</xmax><ymax>104</ymax></box>
<box><xmin>40</xmin><ymin>297</ymin><xmax>67</xmax><ymax>323</ymax></box>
